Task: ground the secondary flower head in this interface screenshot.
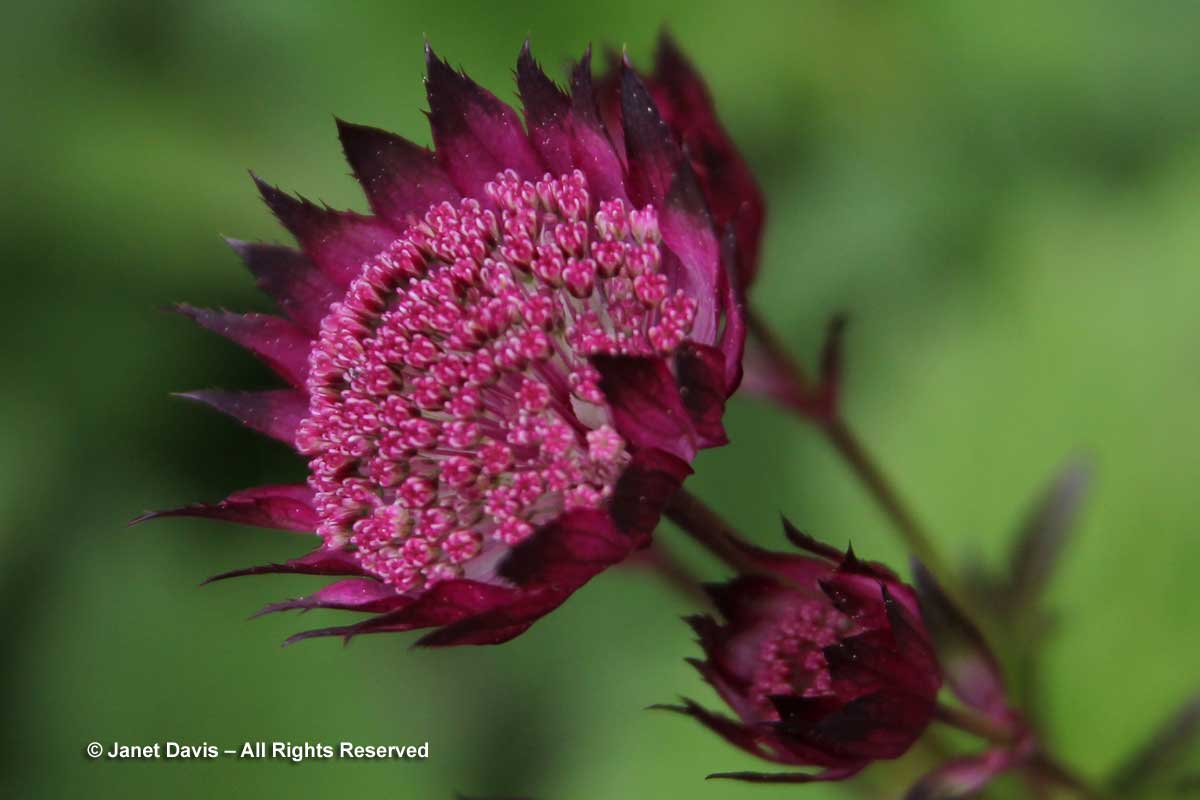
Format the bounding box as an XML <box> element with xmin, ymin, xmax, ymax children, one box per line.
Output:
<box><xmin>661</xmin><ymin>523</ymin><xmax>941</xmax><ymax>783</ymax></box>
<box><xmin>138</xmin><ymin>40</ymin><xmax>748</xmax><ymax>646</ymax></box>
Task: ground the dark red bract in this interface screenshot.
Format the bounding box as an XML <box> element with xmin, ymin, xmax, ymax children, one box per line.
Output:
<box><xmin>136</xmin><ymin>40</ymin><xmax>748</xmax><ymax>647</ymax></box>
<box><xmin>600</xmin><ymin>34</ymin><xmax>766</xmax><ymax>289</ymax></box>
<box><xmin>661</xmin><ymin>525</ymin><xmax>941</xmax><ymax>783</ymax></box>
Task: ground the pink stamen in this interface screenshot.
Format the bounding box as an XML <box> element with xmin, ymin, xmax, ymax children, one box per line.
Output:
<box><xmin>298</xmin><ymin>170</ymin><xmax>696</xmax><ymax>594</ymax></box>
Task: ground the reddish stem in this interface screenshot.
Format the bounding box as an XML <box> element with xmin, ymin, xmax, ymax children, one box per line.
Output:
<box><xmin>636</xmin><ymin>543</ymin><xmax>711</xmax><ymax>607</ymax></box>
<box><xmin>663</xmin><ymin>489</ymin><xmax>765</xmax><ymax>578</ymax></box>
<box><xmin>746</xmin><ymin>309</ymin><xmax>955</xmax><ymax>589</ymax></box>
<box><xmin>935</xmin><ymin>703</ymin><xmax>1103</xmax><ymax>799</ymax></box>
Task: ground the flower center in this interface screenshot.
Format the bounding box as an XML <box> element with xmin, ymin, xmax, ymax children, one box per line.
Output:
<box><xmin>751</xmin><ymin>602</ymin><xmax>851</xmax><ymax>715</ymax></box>
<box><xmin>295</xmin><ymin>170</ymin><xmax>698</xmax><ymax>594</ymax></box>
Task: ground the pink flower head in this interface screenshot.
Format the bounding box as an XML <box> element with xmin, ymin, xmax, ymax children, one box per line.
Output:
<box><xmin>599</xmin><ymin>33</ymin><xmax>765</xmax><ymax>289</ymax></box>
<box><xmin>137</xmin><ymin>41</ymin><xmax>745</xmax><ymax>647</ymax></box>
<box><xmin>660</xmin><ymin>523</ymin><xmax>941</xmax><ymax>783</ymax></box>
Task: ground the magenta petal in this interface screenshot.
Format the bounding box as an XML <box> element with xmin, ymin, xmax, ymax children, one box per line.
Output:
<box><xmin>174</xmin><ymin>305</ymin><xmax>310</xmax><ymax>387</ymax></box>
<box><xmin>822</xmin><ymin>552</ymin><xmax>925</xmax><ymax>630</ymax></box>
<box><xmin>177</xmin><ymin>389</ymin><xmax>306</xmax><ymax>446</ymax></box>
<box><xmin>881</xmin><ymin>587</ymin><xmax>942</xmax><ymax>697</ymax></box>
<box><xmin>593</xmin><ymin>354</ymin><xmax>697</xmax><ymax>462</ymax></box>
<box><xmin>568</xmin><ymin>49</ymin><xmax>628</xmax><ymax>201</ymax></box>
<box><xmin>516</xmin><ymin>42</ymin><xmax>575</xmax><ymax>176</ymax></box>
<box><xmin>685</xmin><ymin>647</ymin><xmax>765</xmax><ymax>726</ymax></box>
<box><xmin>674</xmin><ymin>341</ymin><xmax>729</xmax><ymax>448</ymax></box>
<box><xmin>821</xmin><ymin>628</ymin><xmax>934</xmax><ymax>706</ymax></box>
<box><xmin>283</xmin><ymin>579</ymin><xmax>547</xmax><ymax>647</ymax></box>
<box><xmin>717</xmin><ymin>229</ymin><xmax>748</xmax><ymax>392</ymax></box>
<box><xmin>905</xmin><ymin>749</ymin><xmax>1019</xmax><ymax>800</ymax></box>
<box><xmin>132</xmin><ymin>484</ymin><xmax>318</xmax><ymax>532</ymax></box>
<box><xmin>253</xmin><ymin>175</ymin><xmax>398</xmax><ymax>287</ymax></box>
<box><xmin>517</xmin><ymin>43</ymin><xmax>628</xmax><ymax>201</ymax></box>
<box><xmin>653</xmin><ymin>699</ymin><xmax>788</xmax><ymax>764</ymax></box>
<box><xmin>425</xmin><ymin>43</ymin><xmax>544</xmax><ymax>195</ymax></box>
<box><xmin>413</xmin><ymin>585</ymin><xmax>569</xmax><ymax>647</ymax></box>
<box><xmin>778</xmin><ymin>688</ymin><xmax>935</xmax><ymax>760</ymax></box>
<box><xmin>225</xmin><ymin>239</ymin><xmax>339</xmax><ymax>334</ymax></box>
<box><xmin>660</xmin><ymin>160</ymin><xmax>721</xmax><ymax>343</ymax></box>
<box><xmin>618</xmin><ymin>63</ymin><xmax>681</xmax><ymax>209</ymax></box>
<box><xmin>254</xmin><ymin>578</ymin><xmax>407</xmax><ymax>617</ymax></box>
<box><xmin>652</xmin><ymin>33</ymin><xmax>765</xmax><ymax>288</ymax></box>
<box><xmin>705</xmin><ymin>576</ymin><xmax>803</xmax><ymax>630</ymax></box>
<box><xmin>205</xmin><ymin>547</ymin><xmax>363</xmax><ymax>583</ymax></box>
<box><xmin>609</xmin><ymin>446</ymin><xmax>692</xmax><ymax>534</ymax></box>
<box><xmin>501</xmin><ymin>448</ymin><xmax>690</xmax><ymax>588</ymax></box>
<box><xmin>500</xmin><ymin>508</ymin><xmax>632</xmax><ymax>588</ymax></box>
<box><xmin>336</xmin><ymin>118</ymin><xmax>460</xmax><ymax>227</ymax></box>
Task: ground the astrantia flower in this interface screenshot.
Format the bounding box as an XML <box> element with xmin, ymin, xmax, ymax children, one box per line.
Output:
<box><xmin>139</xmin><ymin>41</ymin><xmax>745</xmax><ymax>647</ymax></box>
<box><xmin>660</xmin><ymin>523</ymin><xmax>941</xmax><ymax>782</ymax></box>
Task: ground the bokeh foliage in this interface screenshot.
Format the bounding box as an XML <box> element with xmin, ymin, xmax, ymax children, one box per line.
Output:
<box><xmin>2</xmin><ymin>1</ymin><xmax>1198</xmax><ymax>797</ymax></box>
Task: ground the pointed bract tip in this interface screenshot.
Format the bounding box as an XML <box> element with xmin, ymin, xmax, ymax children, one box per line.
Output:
<box><xmin>653</xmin><ymin>28</ymin><xmax>695</xmax><ymax>78</ymax></box>
<box><xmin>574</xmin><ymin>43</ymin><xmax>594</xmax><ymax>75</ymax></box>
<box><xmin>332</xmin><ymin>115</ymin><xmax>356</xmax><ymax>136</ymax></box>
<box><xmin>280</xmin><ymin>626</ymin><xmax>349</xmax><ymax>648</ymax></box>
<box><xmin>221</xmin><ymin>235</ymin><xmax>249</xmax><ymax>254</ymax></box>
<box><xmin>706</xmin><ymin>769</ymin><xmax>850</xmax><ymax>784</ymax></box>
<box><xmin>780</xmin><ymin>518</ymin><xmax>846</xmax><ymax>563</ymax></box>
<box><xmin>645</xmin><ymin>702</ymin><xmax>686</xmax><ymax>713</ymax></box>
<box><xmin>127</xmin><ymin>511</ymin><xmax>156</xmax><ymax>527</ymax></box>
<box><xmin>424</xmin><ymin>40</ymin><xmax>458</xmax><ymax>79</ymax></box>
<box><xmin>706</xmin><ymin>771</ymin><xmax>760</xmax><ymax>782</ymax></box>
<box><xmin>250</xmin><ymin>173</ymin><xmax>299</xmax><ymax>216</ymax></box>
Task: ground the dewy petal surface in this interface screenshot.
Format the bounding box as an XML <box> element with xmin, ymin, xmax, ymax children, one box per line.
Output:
<box><xmin>225</xmin><ymin>240</ymin><xmax>341</xmax><ymax>334</ymax></box>
<box><xmin>336</xmin><ymin>119</ymin><xmax>461</xmax><ymax>227</ymax></box>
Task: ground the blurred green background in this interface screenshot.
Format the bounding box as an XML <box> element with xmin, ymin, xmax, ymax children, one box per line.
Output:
<box><xmin>2</xmin><ymin>1</ymin><xmax>1198</xmax><ymax>797</ymax></box>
